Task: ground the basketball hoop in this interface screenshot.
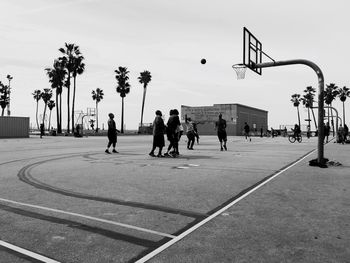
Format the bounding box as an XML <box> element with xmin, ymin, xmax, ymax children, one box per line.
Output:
<box><xmin>232</xmin><ymin>64</ymin><xmax>247</xmax><ymax>79</ymax></box>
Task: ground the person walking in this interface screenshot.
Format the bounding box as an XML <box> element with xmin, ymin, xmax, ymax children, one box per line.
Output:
<box><xmin>40</xmin><ymin>123</ymin><xmax>44</xmax><ymax>139</ymax></box>
<box><xmin>185</xmin><ymin>116</ymin><xmax>195</xmax><ymax>150</ymax></box>
<box><xmin>149</xmin><ymin>110</ymin><xmax>165</xmax><ymax>157</ymax></box>
<box><xmin>324</xmin><ymin>122</ymin><xmax>330</xmax><ymax>143</ymax></box>
<box><xmin>244</xmin><ymin>122</ymin><xmax>251</xmax><ymax>141</ymax></box>
<box><xmin>344</xmin><ymin>123</ymin><xmax>349</xmax><ymax>142</ymax></box>
<box><xmin>215</xmin><ymin>113</ymin><xmax>227</xmax><ymax>151</ymax></box>
<box><xmin>193</xmin><ymin>122</ymin><xmax>200</xmax><ymax>144</ymax></box>
<box><xmin>105</xmin><ymin>113</ymin><xmax>119</xmax><ymax>154</ymax></box>
<box><xmin>164</xmin><ymin>109</ymin><xmax>181</xmax><ymax>157</ymax></box>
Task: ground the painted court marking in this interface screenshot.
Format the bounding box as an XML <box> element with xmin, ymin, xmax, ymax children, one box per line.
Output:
<box><xmin>0</xmin><ymin>197</ymin><xmax>175</xmax><ymax>239</ymax></box>
<box><xmin>0</xmin><ymin>240</ymin><xmax>60</xmax><ymax>263</ymax></box>
<box><xmin>136</xmin><ymin>149</ymin><xmax>316</xmax><ymax>262</ymax></box>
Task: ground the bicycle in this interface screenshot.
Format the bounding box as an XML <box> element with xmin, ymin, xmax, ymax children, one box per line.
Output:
<box><xmin>288</xmin><ymin>133</ymin><xmax>302</xmax><ymax>143</ymax></box>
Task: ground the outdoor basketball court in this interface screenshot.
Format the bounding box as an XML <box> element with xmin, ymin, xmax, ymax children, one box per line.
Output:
<box><xmin>0</xmin><ymin>134</ymin><xmax>348</xmax><ymax>262</ymax></box>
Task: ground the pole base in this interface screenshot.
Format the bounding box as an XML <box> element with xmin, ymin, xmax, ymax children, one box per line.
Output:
<box><xmin>309</xmin><ymin>158</ymin><xmax>329</xmax><ymax>168</ymax></box>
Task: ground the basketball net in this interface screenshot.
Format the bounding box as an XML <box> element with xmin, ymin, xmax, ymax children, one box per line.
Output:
<box><xmin>232</xmin><ymin>64</ymin><xmax>247</xmax><ymax>79</ymax></box>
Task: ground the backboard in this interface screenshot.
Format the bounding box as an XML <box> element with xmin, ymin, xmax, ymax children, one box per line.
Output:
<box><xmin>243</xmin><ymin>27</ymin><xmax>263</xmax><ymax>75</ymax></box>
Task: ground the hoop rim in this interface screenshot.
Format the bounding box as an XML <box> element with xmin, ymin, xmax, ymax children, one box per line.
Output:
<box><xmin>232</xmin><ymin>63</ymin><xmax>246</xmax><ymax>68</ymax></box>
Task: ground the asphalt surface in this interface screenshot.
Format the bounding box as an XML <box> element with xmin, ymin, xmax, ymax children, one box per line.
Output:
<box><xmin>0</xmin><ymin>135</ymin><xmax>348</xmax><ymax>263</ymax></box>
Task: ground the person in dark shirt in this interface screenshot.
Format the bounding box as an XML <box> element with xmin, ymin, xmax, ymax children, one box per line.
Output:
<box><xmin>215</xmin><ymin>113</ymin><xmax>227</xmax><ymax>151</ymax></box>
<box><xmin>149</xmin><ymin>110</ymin><xmax>165</xmax><ymax>157</ymax></box>
<box><xmin>244</xmin><ymin>122</ymin><xmax>251</xmax><ymax>141</ymax></box>
<box><xmin>105</xmin><ymin>113</ymin><xmax>119</xmax><ymax>154</ymax></box>
<box><xmin>164</xmin><ymin>109</ymin><xmax>181</xmax><ymax>157</ymax></box>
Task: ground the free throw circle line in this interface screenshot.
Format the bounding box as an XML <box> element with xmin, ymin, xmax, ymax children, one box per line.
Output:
<box><xmin>0</xmin><ymin>240</ymin><xmax>60</xmax><ymax>263</ymax></box>
<box><xmin>136</xmin><ymin>149</ymin><xmax>316</xmax><ymax>262</ymax></box>
<box><xmin>0</xmin><ymin>198</ymin><xmax>175</xmax><ymax>239</ymax></box>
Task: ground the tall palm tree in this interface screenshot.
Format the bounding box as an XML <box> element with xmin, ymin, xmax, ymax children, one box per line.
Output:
<box><xmin>47</xmin><ymin>100</ymin><xmax>55</xmax><ymax>131</ymax></box>
<box><xmin>32</xmin><ymin>89</ymin><xmax>42</xmax><ymax>130</ymax></box>
<box><xmin>138</xmin><ymin>70</ymin><xmax>152</xmax><ymax>127</ymax></box>
<box><xmin>290</xmin><ymin>93</ymin><xmax>301</xmax><ymax>127</ymax></box>
<box><xmin>41</xmin><ymin>89</ymin><xmax>53</xmax><ymax>130</ymax></box>
<box><xmin>324</xmin><ymin>83</ymin><xmax>339</xmax><ymax>136</ymax></box>
<box><xmin>115</xmin><ymin>66</ymin><xmax>131</xmax><ymax>133</ymax></box>
<box><xmin>301</xmin><ymin>86</ymin><xmax>317</xmax><ymax>130</ymax></box>
<box><xmin>338</xmin><ymin>86</ymin><xmax>350</xmax><ymax>125</ymax></box>
<box><xmin>0</xmin><ymin>82</ymin><xmax>9</xmax><ymax>116</ymax></box>
<box><xmin>59</xmin><ymin>43</ymin><xmax>81</xmax><ymax>133</ymax></box>
<box><xmin>45</xmin><ymin>59</ymin><xmax>66</xmax><ymax>134</ymax></box>
<box><xmin>92</xmin><ymin>88</ymin><xmax>104</xmax><ymax>132</ymax></box>
<box><xmin>6</xmin><ymin>74</ymin><xmax>13</xmax><ymax>116</ymax></box>
<box><xmin>71</xmin><ymin>54</ymin><xmax>85</xmax><ymax>133</ymax></box>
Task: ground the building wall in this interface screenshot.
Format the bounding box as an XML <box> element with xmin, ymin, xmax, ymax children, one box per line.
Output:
<box><xmin>181</xmin><ymin>104</ymin><xmax>267</xmax><ymax>136</ymax></box>
<box><xmin>0</xmin><ymin>117</ymin><xmax>30</xmax><ymax>138</ymax></box>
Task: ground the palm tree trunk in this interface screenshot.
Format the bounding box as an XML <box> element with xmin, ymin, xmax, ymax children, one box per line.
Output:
<box><xmin>330</xmin><ymin>103</ymin><xmax>335</xmax><ymax>137</ymax></box>
<box><xmin>36</xmin><ymin>101</ymin><xmax>39</xmax><ymax>130</ymax></box>
<box><xmin>343</xmin><ymin>101</ymin><xmax>345</xmax><ymax>126</ymax></box>
<box><xmin>59</xmin><ymin>92</ymin><xmax>62</xmax><ymax>133</ymax></box>
<box><xmin>96</xmin><ymin>101</ymin><xmax>99</xmax><ymax>132</ymax></box>
<box><xmin>67</xmin><ymin>75</ymin><xmax>71</xmax><ymax>133</ymax></box>
<box><xmin>1</xmin><ymin>108</ymin><xmax>4</xmax><ymax>116</ymax></box>
<box><xmin>296</xmin><ymin>106</ymin><xmax>301</xmax><ymax>127</ymax></box>
<box><xmin>311</xmin><ymin>107</ymin><xmax>317</xmax><ymax>129</ymax></box>
<box><xmin>48</xmin><ymin>110</ymin><xmax>52</xmax><ymax>131</ymax></box>
<box><xmin>72</xmin><ymin>76</ymin><xmax>76</xmax><ymax>133</ymax></box>
<box><xmin>55</xmin><ymin>91</ymin><xmax>59</xmax><ymax>132</ymax></box>
<box><xmin>42</xmin><ymin>104</ymin><xmax>48</xmax><ymax>130</ymax></box>
<box><xmin>307</xmin><ymin>108</ymin><xmax>311</xmax><ymax>129</ymax></box>
<box><xmin>121</xmin><ymin>97</ymin><xmax>124</xmax><ymax>133</ymax></box>
<box><xmin>140</xmin><ymin>85</ymin><xmax>147</xmax><ymax>126</ymax></box>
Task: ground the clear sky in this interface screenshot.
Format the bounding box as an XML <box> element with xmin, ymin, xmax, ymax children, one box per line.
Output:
<box><xmin>1</xmin><ymin>0</ymin><xmax>349</xmax><ymax>130</ymax></box>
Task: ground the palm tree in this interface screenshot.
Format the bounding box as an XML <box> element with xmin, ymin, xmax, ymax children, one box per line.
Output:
<box><xmin>45</xmin><ymin>59</ymin><xmax>66</xmax><ymax>134</ymax></box>
<box><xmin>71</xmin><ymin>54</ymin><xmax>85</xmax><ymax>133</ymax></box>
<box><xmin>59</xmin><ymin>43</ymin><xmax>81</xmax><ymax>133</ymax></box>
<box><xmin>290</xmin><ymin>93</ymin><xmax>301</xmax><ymax>127</ymax></box>
<box><xmin>301</xmin><ymin>86</ymin><xmax>317</xmax><ymax>130</ymax></box>
<box><xmin>41</xmin><ymin>88</ymin><xmax>53</xmax><ymax>130</ymax></box>
<box><xmin>92</xmin><ymin>88</ymin><xmax>104</xmax><ymax>132</ymax></box>
<box><xmin>47</xmin><ymin>100</ymin><xmax>55</xmax><ymax>131</ymax></box>
<box><xmin>324</xmin><ymin>83</ymin><xmax>339</xmax><ymax>136</ymax></box>
<box><xmin>115</xmin><ymin>66</ymin><xmax>131</xmax><ymax>133</ymax></box>
<box><xmin>32</xmin><ymin>89</ymin><xmax>42</xmax><ymax>130</ymax></box>
<box><xmin>138</xmin><ymin>70</ymin><xmax>152</xmax><ymax>127</ymax></box>
<box><xmin>0</xmin><ymin>82</ymin><xmax>10</xmax><ymax>116</ymax></box>
<box><xmin>338</xmin><ymin>86</ymin><xmax>350</xmax><ymax>125</ymax></box>
<box><xmin>6</xmin><ymin>74</ymin><xmax>13</xmax><ymax>116</ymax></box>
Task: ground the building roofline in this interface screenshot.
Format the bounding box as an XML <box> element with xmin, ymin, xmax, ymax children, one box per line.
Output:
<box><xmin>182</xmin><ymin>104</ymin><xmax>268</xmax><ymax>113</ymax></box>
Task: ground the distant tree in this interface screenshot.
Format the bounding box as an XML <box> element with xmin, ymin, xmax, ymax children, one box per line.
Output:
<box><xmin>337</xmin><ymin>86</ymin><xmax>350</xmax><ymax>125</ymax></box>
<box><xmin>45</xmin><ymin>59</ymin><xmax>66</xmax><ymax>134</ymax></box>
<box><xmin>290</xmin><ymin>93</ymin><xmax>301</xmax><ymax>127</ymax></box>
<box><xmin>301</xmin><ymin>86</ymin><xmax>317</xmax><ymax>130</ymax></box>
<box><xmin>41</xmin><ymin>88</ymin><xmax>53</xmax><ymax>130</ymax></box>
<box><xmin>115</xmin><ymin>67</ymin><xmax>131</xmax><ymax>133</ymax></box>
<box><xmin>71</xmin><ymin>54</ymin><xmax>85</xmax><ymax>133</ymax></box>
<box><xmin>47</xmin><ymin>100</ymin><xmax>55</xmax><ymax>131</ymax></box>
<box><xmin>324</xmin><ymin>83</ymin><xmax>339</xmax><ymax>136</ymax></box>
<box><xmin>92</xmin><ymin>88</ymin><xmax>104</xmax><ymax>132</ymax></box>
<box><xmin>0</xmin><ymin>82</ymin><xmax>10</xmax><ymax>116</ymax></box>
<box><xmin>32</xmin><ymin>89</ymin><xmax>42</xmax><ymax>130</ymax></box>
<box><xmin>58</xmin><ymin>43</ymin><xmax>82</xmax><ymax>133</ymax></box>
<box><xmin>138</xmin><ymin>70</ymin><xmax>152</xmax><ymax>127</ymax></box>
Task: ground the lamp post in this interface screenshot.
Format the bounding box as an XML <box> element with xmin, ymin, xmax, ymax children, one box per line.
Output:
<box><xmin>6</xmin><ymin>75</ymin><xmax>13</xmax><ymax>116</ymax></box>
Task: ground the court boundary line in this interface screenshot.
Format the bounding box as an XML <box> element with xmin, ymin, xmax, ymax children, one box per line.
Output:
<box><xmin>135</xmin><ymin>148</ymin><xmax>316</xmax><ymax>262</ymax></box>
<box><xmin>0</xmin><ymin>198</ymin><xmax>175</xmax><ymax>239</ymax></box>
<box><xmin>0</xmin><ymin>240</ymin><xmax>61</xmax><ymax>263</ymax></box>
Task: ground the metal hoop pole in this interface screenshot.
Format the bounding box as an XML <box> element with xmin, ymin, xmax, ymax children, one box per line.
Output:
<box><xmin>254</xmin><ymin>59</ymin><xmax>325</xmax><ymax>166</ymax></box>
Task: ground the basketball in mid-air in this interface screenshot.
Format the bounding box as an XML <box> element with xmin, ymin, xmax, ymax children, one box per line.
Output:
<box><xmin>201</xmin><ymin>58</ymin><xmax>206</xmax><ymax>64</ymax></box>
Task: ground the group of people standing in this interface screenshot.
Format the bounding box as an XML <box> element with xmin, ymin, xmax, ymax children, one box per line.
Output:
<box><xmin>149</xmin><ymin>109</ymin><xmax>199</xmax><ymax>157</ymax></box>
<box><xmin>105</xmin><ymin>111</ymin><xmax>254</xmax><ymax>156</ymax></box>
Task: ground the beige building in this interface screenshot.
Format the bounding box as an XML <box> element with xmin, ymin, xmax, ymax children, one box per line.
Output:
<box><xmin>181</xmin><ymin>104</ymin><xmax>268</xmax><ymax>136</ymax></box>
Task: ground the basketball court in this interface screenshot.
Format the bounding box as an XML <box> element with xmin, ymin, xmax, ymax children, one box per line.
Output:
<box><xmin>0</xmin><ymin>134</ymin><xmax>349</xmax><ymax>262</ymax></box>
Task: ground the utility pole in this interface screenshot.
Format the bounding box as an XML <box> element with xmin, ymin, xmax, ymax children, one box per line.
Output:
<box><xmin>6</xmin><ymin>75</ymin><xmax>13</xmax><ymax>116</ymax></box>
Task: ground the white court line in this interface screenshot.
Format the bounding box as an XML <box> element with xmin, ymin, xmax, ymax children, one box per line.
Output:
<box><xmin>136</xmin><ymin>149</ymin><xmax>316</xmax><ymax>262</ymax></box>
<box><xmin>0</xmin><ymin>198</ymin><xmax>175</xmax><ymax>239</ymax></box>
<box><xmin>0</xmin><ymin>240</ymin><xmax>60</xmax><ymax>263</ymax></box>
